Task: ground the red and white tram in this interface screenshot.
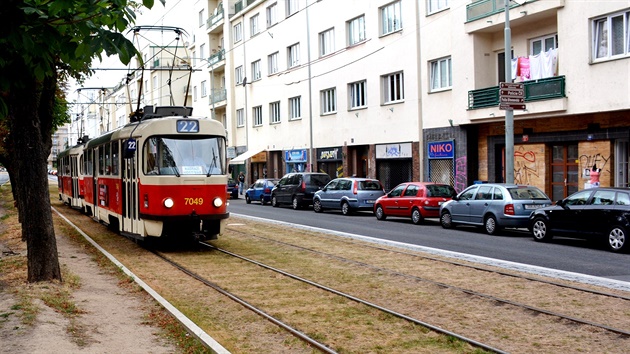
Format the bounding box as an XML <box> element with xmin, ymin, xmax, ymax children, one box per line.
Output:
<box><xmin>58</xmin><ymin>106</ymin><xmax>230</xmax><ymax>242</ymax></box>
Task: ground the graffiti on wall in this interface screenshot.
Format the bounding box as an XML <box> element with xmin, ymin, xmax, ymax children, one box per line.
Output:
<box><xmin>514</xmin><ymin>147</ymin><xmax>540</xmax><ymax>185</ymax></box>
<box><xmin>579</xmin><ymin>153</ymin><xmax>610</xmax><ymax>174</ymax></box>
<box><xmin>455</xmin><ymin>156</ymin><xmax>467</xmax><ymax>192</ymax></box>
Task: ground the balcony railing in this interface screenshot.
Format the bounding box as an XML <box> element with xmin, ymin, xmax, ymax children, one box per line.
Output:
<box><xmin>468</xmin><ymin>76</ymin><xmax>566</xmax><ymax>109</ymax></box>
<box><xmin>208</xmin><ymin>49</ymin><xmax>225</xmax><ymax>67</ymax></box>
<box><xmin>206</xmin><ymin>6</ymin><xmax>224</xmax><ymax>29</ymax></box>
<box><xmin>209</xmin><ymin>88</ymin><xmax>227</xmax><ymax>105</ymax></box>
<box><xmin>234</xmin><ymin>0</ymin><xmax>257</xmax><ymax>14</ymax></box>
<box><xmin>466</xmin><ymin>0</ymin><xmax>535</xmax><ymax>22</ymax></box>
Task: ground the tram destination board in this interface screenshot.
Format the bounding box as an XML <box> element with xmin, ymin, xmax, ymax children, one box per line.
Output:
<box><xmin>499</xmin><ymin>82</ymin><xmax>526</xmax><ymax>111</ymax></box>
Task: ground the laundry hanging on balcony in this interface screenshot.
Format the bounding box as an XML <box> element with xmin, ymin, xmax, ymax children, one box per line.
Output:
<box><xmin>515</xmin><ymin>48</ymin><xmax>558</xmax><ymax>81</ymax></box>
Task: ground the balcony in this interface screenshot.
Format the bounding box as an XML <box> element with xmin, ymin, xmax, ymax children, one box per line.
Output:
<box><xmin>207</xmin><ymin>49</ymin><xmax>225</xmax><ymax>68</ymax></box>
<box><xmin>207</xmin><ymin>6</ymin><xmax>224</xmax><ymax>29</ymax></box>
<box><xmin>466</xmin><ymin>0</ymin><xmax>525</xmax><ymax>22</ymax></box>
<box><xmin>235</xmin><ymin>0</ymin><xmax>258</xmax><ymax>14</ymax></box>
<box><xmin>468</xmin><ymin>76</ymin><xmax>566</xmax><ymax>110</ymax></box>
<box><xmin>209</xmin><ymin>88</ymin><xmax>227</xmax><ymax>106</ymax></box>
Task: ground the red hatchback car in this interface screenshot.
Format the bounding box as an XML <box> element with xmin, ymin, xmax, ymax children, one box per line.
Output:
<box><xmin>374</xmin><ymin>182</ymin><xmax>457</xmax><ymax>224</ymax></box>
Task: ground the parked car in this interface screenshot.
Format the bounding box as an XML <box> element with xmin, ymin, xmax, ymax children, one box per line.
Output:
<box><xmin>245</xmin><ymin>178</ymin><xmax>280</xmax><ymax>205</ymax></box>
<box><xmin>530</xmin><ymin>187</ymin><xmax>630</xmax><ymax>253</ymax></box>
<box><xmin>271</xmin><ymin>172</ymin><xmax>331</xmax><ymax>209</ymax></box>
<box><xmin>313</xmin><ymin>178</ymin><xmax>385</xmax><ymax>215</ymax></box>
<box><xmin>227</xmin><ymin>177</ymin><xmax>238</xmax><ymax>199</ymax></box>
<box><xmin>374</xmin><ymin>182</ymin><xmax>456</xmax><ymax>224</ymax></box>
<box><xmin>440</xmin><ymin>183</ymin><xmax>551</xmax><ymax>235</ymax></box>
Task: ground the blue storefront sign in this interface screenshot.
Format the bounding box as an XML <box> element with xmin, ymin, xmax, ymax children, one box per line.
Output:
<box><xmin>428</xmin><ymin>140</ymin><xmax>455</xmax><ymax>159</ymax></box>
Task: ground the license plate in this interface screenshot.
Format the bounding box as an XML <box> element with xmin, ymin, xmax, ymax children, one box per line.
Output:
<box><xmin>524</xmin><ymin>204</ymin><xmax>542</xmax><ymax>210</ymax></box>
<box><xmin>366</xmin><ymin>200</ymin><xmax>375</xmax><ymax>204</ymax></box>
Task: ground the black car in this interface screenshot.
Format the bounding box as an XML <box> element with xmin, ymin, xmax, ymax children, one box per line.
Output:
<box><xmin>530</xmin><ymin>187</ymin><xmax>630</xmax><ymax>253</ymax></box>
<box><xmin>271</xmin><ymin>172</ymin><xmax>331</xmax><ymax>209</ymax></box>
<box><xmin>227</xmin><ymin>177</ymin><xmax>239</xmax><ymax>199</ymax></box>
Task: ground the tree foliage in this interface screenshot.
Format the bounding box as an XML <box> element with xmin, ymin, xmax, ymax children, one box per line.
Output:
<box><xmin>0</xmin><ymin>0</ymin><xmax>163</xmax><ymax>282</ymax></box>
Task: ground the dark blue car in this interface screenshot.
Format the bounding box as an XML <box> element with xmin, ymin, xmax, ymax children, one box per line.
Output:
<box><xmin>245</xmin><ymin>178</ymin><xmax>279</xmax><ymax>205</ymax></box>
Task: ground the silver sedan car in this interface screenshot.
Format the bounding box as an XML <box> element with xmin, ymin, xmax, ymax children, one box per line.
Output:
<box><xmin>440</xmin><ymin>183</ymin><xmax>551</xmax><ymax>235</ymax></box>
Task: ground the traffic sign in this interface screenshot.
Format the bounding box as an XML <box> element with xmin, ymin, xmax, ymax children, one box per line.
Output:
<box><xmin>499</xmin><ymin>89</ymin><xmax>524</xmax><ymax>97</ymax></box>
<box><xmin>499</xmin><ymin>82</ymin><xmax>525</xmax><ymax>110</ymax></box>
<box><xmin>500</xmin><ymin>96</ymin><xmax>524</xmax><ymax>103</ymax></box>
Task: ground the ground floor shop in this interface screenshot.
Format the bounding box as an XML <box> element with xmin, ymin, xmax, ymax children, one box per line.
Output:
<box><xmin>424</xmin><ymin>111</ymin><xmax>630</xmax><ymax>199</ymax></box>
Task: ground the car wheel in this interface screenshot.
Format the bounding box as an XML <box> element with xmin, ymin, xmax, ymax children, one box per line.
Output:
<box><xmin>313</xmin><ymin>199</ymin><xmax>323</xmax><ymax>213</ymax></box>
<box><xmin>484</xmin><ymin>215</ymin><xmax>499</xmax><ymax>235</ymax></box>
<box><xmin>261</xmin><ymin>195</ymin><xmax>267</xmax><ymax>205</ymax></box>
<box><xmin>440</xmin><ymin>210</ymin><xmax>453</xmax><ymax>229</ymax></box>
<box><xmin>341</xmin><ymin>201</ymin><xmax>351</xmax><ymax>215</ymax></box>
<box><xmin>375</xmin><ymin>205</ymin><xmax>386</xmax><ymax>220</ymax></box>
<box><xmin>532</xmin><ymin>217</ymin><xmax>553</xmax><ymax>242</ymax></box>
<box><xmin>292</xmin><ymin>196</ymin><xmax>300</xmax><ymax>210</ymax></box>
<box><xmin>411</xmin><ymin>208</ymin><xmax>423</xmax><ymax>225</ymax></box>
<box><xmin>607</xmin><ymin>225</ymin><xmax>627</xmax><ymax>253</ymax></box>
<box><xmin>245</xmin><ymin>195</ymin><xmax>251</xmax><ymax>204</ymax></box>
<box><xmin>271</xmin><ymin>195</ymin><xmax>279</xmax><ymax>207</ymax></box>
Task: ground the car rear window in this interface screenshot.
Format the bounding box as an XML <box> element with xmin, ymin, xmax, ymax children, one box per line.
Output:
<box><xmin>426</xmin><ymin>184</ymin><xmax>456</xmax><ymax>197</ymax></box>
<box><xmin>359</xmin><ymin>181</ymin><xmax>382</xmax><ymax>190</ymax></box>
<box><xmin>306</xmin><ymin>174</ymin><xmax>330</xmax><ymax>187</ymax></box>
<box><xmin>508</xmin><ymin>187</ymin><xmax>548</xmax><ymax>200</ymax></box>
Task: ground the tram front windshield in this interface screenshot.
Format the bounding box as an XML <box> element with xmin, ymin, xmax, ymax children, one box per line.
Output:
<box><xmin>143</xmin><ymin>136</ymin><xmax>226</xmax><ymax>176</ymax></box>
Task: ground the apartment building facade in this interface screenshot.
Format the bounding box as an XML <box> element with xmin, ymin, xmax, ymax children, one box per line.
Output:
<box><xmin>67</xmin><ymin>0</ymin><xmax>630</xmax><ymax>197</ymax></box>
<box><xmin>420</xmin><ymin>0</ymin><xmax>630</xmax><ymax>200</ymax></box>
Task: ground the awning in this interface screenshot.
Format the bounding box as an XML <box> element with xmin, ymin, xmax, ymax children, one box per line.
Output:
<box><xmin>229</xmin><ymin>149</ymin><xmax>264</xmax><ymax>165</ymax></box>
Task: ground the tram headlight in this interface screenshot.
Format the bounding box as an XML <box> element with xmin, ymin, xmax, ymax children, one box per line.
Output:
<box><xmin>213</xmin><ymin>197</ymin><xmax>223</xmax><ymax>208</ymax></box>
<box><xmin>163</xmin><ymin>198</ymin><xmax>174</xmax><ymax>209</ymax></box>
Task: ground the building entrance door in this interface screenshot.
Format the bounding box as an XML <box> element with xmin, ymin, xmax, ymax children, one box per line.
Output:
<box><xmin>550</xmin><ymin>143</ymin><xmax>579</xmax><ymax>201</ymax></box>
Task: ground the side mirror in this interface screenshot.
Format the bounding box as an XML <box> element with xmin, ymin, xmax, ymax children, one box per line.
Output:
<box><xmin>452</xmin><ymin>194</ymin><xmax>460</xmax><ymax>201</ymax></box>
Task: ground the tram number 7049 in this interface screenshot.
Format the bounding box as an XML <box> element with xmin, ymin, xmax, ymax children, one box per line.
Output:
<box><xmin>184</xmin><ymin>197</ymin><xmax>204</xmax><ymax>205</ymax></box>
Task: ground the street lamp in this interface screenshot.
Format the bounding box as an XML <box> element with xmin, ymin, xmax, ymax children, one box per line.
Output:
<box><xmin>504</xmin><ymin>0</ymin><xmax>514</xmax><ymax>184</ymax></box>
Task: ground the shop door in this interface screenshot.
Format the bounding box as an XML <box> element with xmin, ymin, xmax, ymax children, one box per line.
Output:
<box><xmin>550</xmin><ymin>144</ymin><xmax>579</xmax><ymax>201</ymax></box>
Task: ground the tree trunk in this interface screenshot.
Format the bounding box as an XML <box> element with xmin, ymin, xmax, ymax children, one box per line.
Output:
<box><xmin>7</xmin><ymin>76</ymin><xmax>61</xmax><ymax>283</ymax></box>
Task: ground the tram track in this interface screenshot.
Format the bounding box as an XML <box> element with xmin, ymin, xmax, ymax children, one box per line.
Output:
<box><xmin>232</xmin><ymin>230</ymin><xmax>630</xmax><ymax>337</ymax></box>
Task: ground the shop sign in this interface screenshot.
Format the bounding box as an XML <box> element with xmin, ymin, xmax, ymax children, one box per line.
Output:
<box><xmin>376</xmin><ymin>143</ymin><xmax>412</xmax><ymax>159</ymax></box>
<box><xmin>285</xmin><ymin>149</ymin><xmax>307</xmax><ymax>162</ymax></box>
<box><xmin>428</xmin><ymin>140</ymin><xmax>454</xmax><ymax>159</ymax></box>
<box><xmin>251</xmin><ymin>151</ymin><xmax>267</xmax><ymax>163</ymax></box>
<box><xmin>317</xmin><ymin>147</ymin><xmax>342</xmax><ymax>161</ymax></box>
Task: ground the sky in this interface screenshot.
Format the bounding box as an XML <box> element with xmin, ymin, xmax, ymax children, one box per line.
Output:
<box><xmin>68</xmin><ymin>1</ymin><xmax>191</xmax><ymax>106</ymax></box>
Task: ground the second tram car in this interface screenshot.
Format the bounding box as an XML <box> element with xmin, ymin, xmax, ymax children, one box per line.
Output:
<box><xmin>58</xmin><ymin>106</ymin><xmax>230</xmax><ymax>242</ymax></box>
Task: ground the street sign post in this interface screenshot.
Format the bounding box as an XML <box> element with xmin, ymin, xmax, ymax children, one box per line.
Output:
<box><xmin>499</xmin><ymin>82</ymin><xmax>525</xmax><ymax>110</ymax></box>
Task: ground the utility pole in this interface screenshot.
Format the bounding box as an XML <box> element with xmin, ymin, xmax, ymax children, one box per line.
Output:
<box><xmin>504</xmin><ymin>0</ymin><xmax>514</xmax><ymax>184</ymax></box>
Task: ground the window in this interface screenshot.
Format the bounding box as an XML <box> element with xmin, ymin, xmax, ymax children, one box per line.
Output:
<box><xmin>268</xmin><ymin>52</ymin><xmax>279</xmax><ymax>74</ymax></box>
<box><xmin>199</xmin><ymin>44</ymin><xmax>206</xmax><ymax>62</ymax></box>
<box><xmin>235</xmin><ymin>66</ymin><xmax>243</xmax><ymax>85</ymax></box>
<box><xmin>430</xmin><ymin>57</ymin><xmax>452</xmax><ymax>91</ymax></box>
<box><xmin>593</xmin><ymin>10</ymin><xmax>630</xmax><ymax>60</ymax></box>
<box><xmin>382</xmin><ymin>71</ymin><xmax>404</xmax><ymax>103</ymax></box>
<box><xmin>250</xmin><ymin>14</ymin><xmax>260</xmax><ymax>36</ymax></box>
<box><xmin>253</xmin><ymin>106</ymin><xmax>262</xmax><ymax>126</ymax></box>
<box><xmin>198</xmin><ymin>9</ymin><xmax>204</xmax><ymax>27</ymax></box>
<box><xmin>270</xmin><ymin>101</ymin><xmax>281</xmax><ymax>124</ymax></box>
<box><xmin>201</xmin><ymin>80</ymin><xmax>207</xmax><ymax>97</ymax></box>
<box><xmin>193</xmin><ymin>86</ymin><xmax>198</xmax><ymax>102</ymax></box>
<box><xmin>192</xmin><ymin>50</ymin><xmax>197</xmax><ymax>66</ymax></box>
<box><xmin>319</xmin><ymin>28</ymin><xmax>335</xmax><ymax>57</ymax></box>
<box><xmin>348</xmin><ymin>15</ymin><xmax>366</xmax><ymax>46</ymax></box>
<box><xmin>251</xmin><ymin>60</ymin><xmax>261</xmax><ymax>81</ymax></box>
<box><xmin>288</xmin><ymin>43</ymin><xmax>300</xmax><ymax>68</ymax></box>
<box><xmin>236</xmin><ymin>108</ymin><xmax>244</xmax><ymax>127</ymax></box>
<box><xmin>349</xmin><ymin>80</ymin><xmax>367</xmax><ymax>109</ymax></box>
<box><xmin>289</xmin><ymin>96</ymin><xmax>301</xmax><ymax>119</ymax></box>
<box><xmin>530</xmin><ymin>34</ymin><xmax>557</xmax><ymax>55</ymax></box>
<box><xmin>320</xmin><ymin>88</ymin><xmax>336</xmax><ymax>114</ymax></box>
<box><xmin>233</xmin><ymin>22</ymin><xmax>242</xmax><ymax>43</ymax></box>
<box><xmin>286</xmin><ymin>0</ymin><xmax>299</xmax><ymax>17</ymax></box>
<box><xmin>267</xmin><ymin>3</ymin><xmax>278</xmax><ymax>27</ymax></box>
<box><xmin>427</xmin><ymin>0</ymin><xmax>449</xmax><ymax>14</ymax></box>
<box><xmin>381</xmin><ymin>1</ymin><xmax>402</xmax><ymax>35</ymax></box>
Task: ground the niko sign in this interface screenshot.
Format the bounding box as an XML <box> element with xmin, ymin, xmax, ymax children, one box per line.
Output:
<box><xmin>428</xmin><ymin>140</ymin><xmax>454</xmax><ymax>159</ymax></box>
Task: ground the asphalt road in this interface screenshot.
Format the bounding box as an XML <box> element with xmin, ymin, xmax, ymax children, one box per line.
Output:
<box><xmin>227</xmin><ymin>196</ymin><xmax>630</xmax><ymax>284</ymax></box>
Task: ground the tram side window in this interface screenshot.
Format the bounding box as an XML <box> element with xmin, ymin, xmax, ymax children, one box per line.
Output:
<box><xmin>98</xmin><ymin>146</ymin><xmax>104</xmax><ymax>175</ymax></box>
<box><xmin>79</xmin><ymin>155</ymin><xmax>84</xmax><ymax>175</ymax></box>
<box><xmin>112</xmin><ymin>142</ymin><xmax>119</xmax><ymax>175</ymax></box>
<box><xmin>64</xmin><ymin>156</ymin><xmax>71</xmax><ymax>175</ymax></box>
<box><xmin>105</xmin><ymin>143</ymin><xmax>112</xmax><ymax>175</ymax></box>
<box><xmin>85</xmin><ymin>149</ymin><xmax>93</xmax><ymax>176</ymax></box>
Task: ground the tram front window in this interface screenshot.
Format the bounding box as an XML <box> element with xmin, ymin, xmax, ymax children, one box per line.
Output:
<box><xmin>144</xmin><ymin>136</ymin><xmax>226</xmax><ymax>176</ymax></box>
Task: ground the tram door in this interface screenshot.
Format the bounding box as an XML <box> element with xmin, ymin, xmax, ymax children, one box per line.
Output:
<box><xmin>121</xmin><ymin>140</ymin><xmax>139</xmax><ymax>234</ymax></box>
<box><xmin>70</xmin><ymin>155</ymin><xmax>80</xmax><ymax>208</ymax></box>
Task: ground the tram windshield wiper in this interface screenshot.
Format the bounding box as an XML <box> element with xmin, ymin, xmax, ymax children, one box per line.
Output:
<box><xmin>207</xmin><ymin>149</ymin><xmax>218</xmax><ymax>177</ymax></box>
